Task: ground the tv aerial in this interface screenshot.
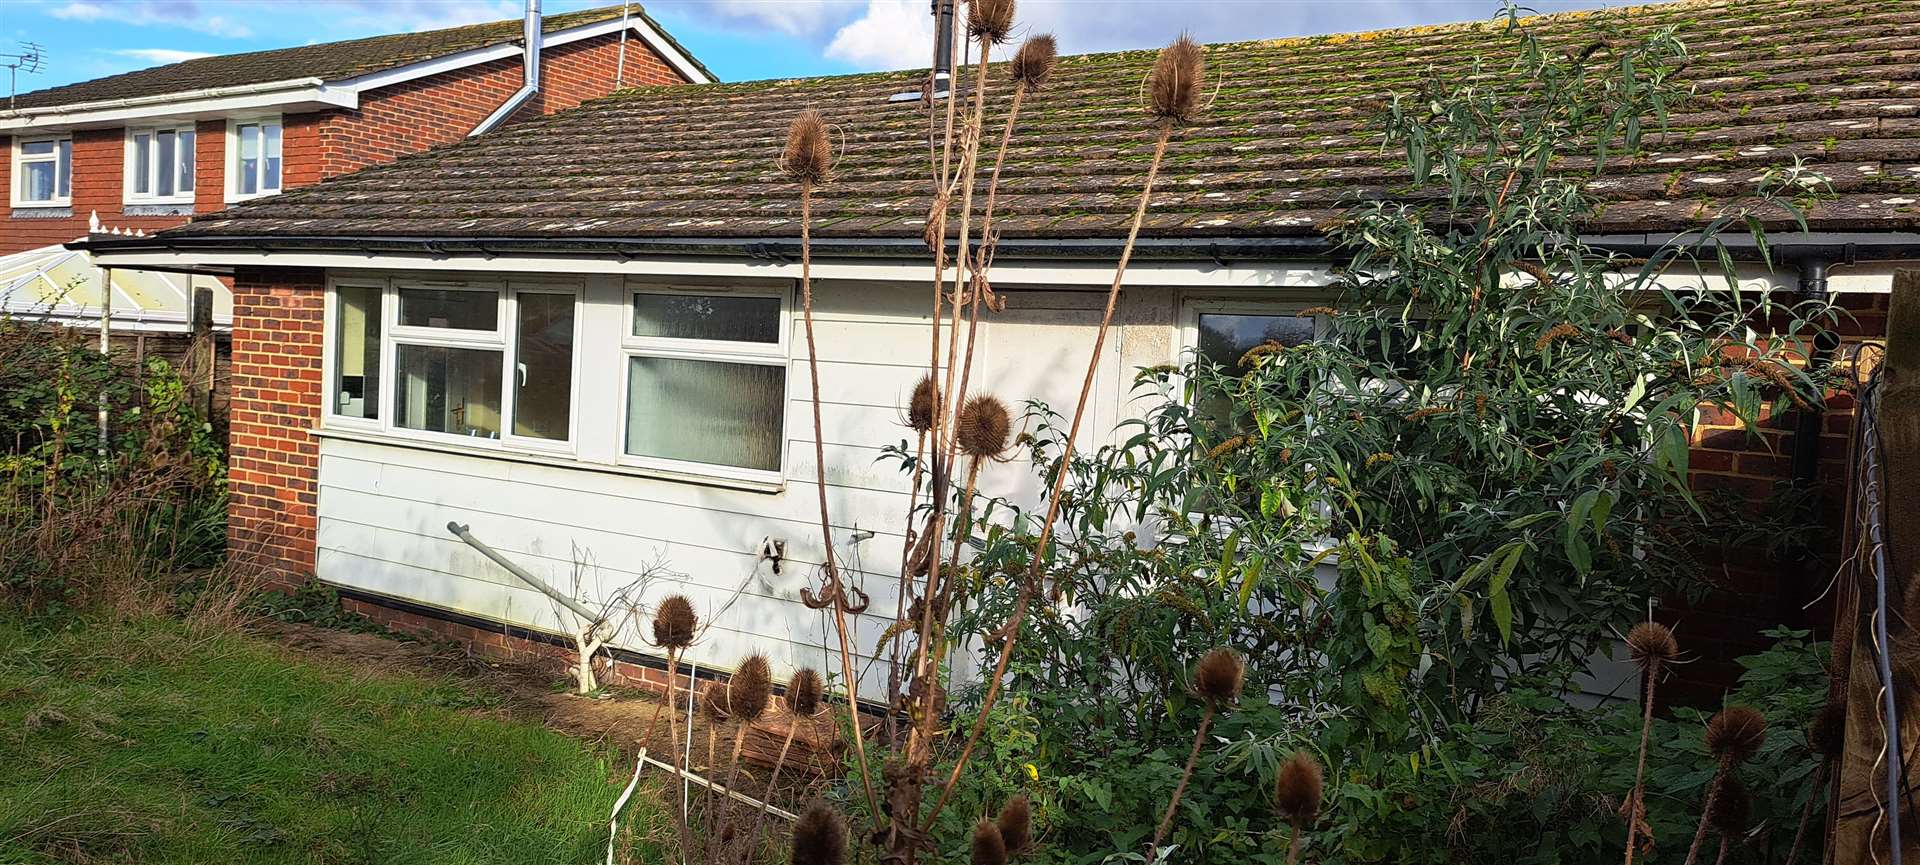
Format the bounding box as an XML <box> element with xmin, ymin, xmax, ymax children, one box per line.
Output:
<box><xmin>4</xmin><ymin>42</ymin><xmax>46</xmax><ymax>110</ymax></box>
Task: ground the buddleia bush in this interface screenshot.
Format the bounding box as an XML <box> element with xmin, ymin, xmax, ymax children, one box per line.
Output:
<box><xmin>929</xmin><ymin>7</ymin><xmax>1838</xmax><ymax>863</ymax></box>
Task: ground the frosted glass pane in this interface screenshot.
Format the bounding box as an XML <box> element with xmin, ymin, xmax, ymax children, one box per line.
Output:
<box><xmin>632</xmin><ymin>293</ymin><xmax>779</xmax><ymax>343</ymax></box>
<box><xmin>626</xmin><ymin>357</ymin><xmax>784</xmax><ymax>471</ymax></box>
<box><xmin>399</xmin><ymin>287</ymin><xmax>496</xmax><ymax>330</ymax></box>
<box><xmin>332</xmin><ymin>286</ymin><xmax>380</xmax><ymax>419</ymax></box>
<box><xmin>22</xmin><ymin>161</ymin><xmax>54</xmax><ymax>201</ymax></box>
<box><xmin>264</xmin><ymin>123</ymin><xmax>282</xmax><ymax>191</ymax></box>
<box><xmin>513</xmin><ymin>293</ymin><xmax>573</xmax><ymax>441</ymax></box>
<box><xmin>395</xmin><ymin>345</ymin><xmax>502</xmax><ymax>437</ymax></box>
<box><xmin>56</xmin><ymin>141</ymin><xmax>69</xmax><ymax>197</ymax></box>
<box><xmin>1196</xmin><ymin>313</ymin><xmax>1313</xmax><ymax>369</ymax></box>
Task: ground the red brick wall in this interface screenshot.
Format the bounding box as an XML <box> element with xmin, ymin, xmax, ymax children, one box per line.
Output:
<box><xmin>1663</xmin><ymin>292</ymin><xmax>1887</xmax><ymax>703</ymax></box>
<box><xmin>226</xmin><ymin>266</ymin><xmax>326</xmax><ymax>586</ymax></box>
<box><xmin>2</xmin><ymin>29</ymin><xmax>685</xmax><ymax>255</ymax></box>
<box><xmin>300</xmin><ymin>32</ymin><xmax>683</xmax><ymax>181</ymax></box>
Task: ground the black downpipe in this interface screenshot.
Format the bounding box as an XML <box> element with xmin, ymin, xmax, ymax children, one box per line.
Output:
<box><xmin>1791</xmin><ymin>257</ymin><xmax>1837</xmax><ymax>488</ymax></box>
<box><xmin>930</xmin><ymin>0</ymin><xmax>955</xmax><ymax>83</ymax></box>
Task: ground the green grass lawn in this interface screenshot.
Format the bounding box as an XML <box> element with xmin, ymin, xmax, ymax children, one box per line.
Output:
<box><xmin>0</xmin><ymin>614</ymin><xmax>656</xmax><ymax>864</ymax></box>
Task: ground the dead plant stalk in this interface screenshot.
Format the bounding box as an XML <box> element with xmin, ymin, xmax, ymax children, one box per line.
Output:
<box><xmin>926</xmin><ymin>117</ymin><xmax>1181</xmax><ymax>829</ymax></box>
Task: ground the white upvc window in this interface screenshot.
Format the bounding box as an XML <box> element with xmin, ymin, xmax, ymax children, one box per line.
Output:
<box><xmin>12</xmin><ymin>136</ymin><xmax>72</xmax><ymax>207</ymax></box>
<box><xmin>226</xmin><ymin>117</ymin><xmax>283</xmax><ymax>201</ymax></box>
<box><xmin>323</xmin><ymin>275</ymin><xmax>581</xmax><ymax>455</ymax></box>
<box><xmin>126</xmin><ymin>124</ymin><xmax>197</xmax><ymax>204</ymax></box>
<box><xmin>619</xmin><ymin>283</ymin><xmax>790</xmax><ymax>483</ymax></box>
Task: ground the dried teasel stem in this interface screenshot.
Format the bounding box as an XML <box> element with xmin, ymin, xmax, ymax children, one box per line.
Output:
<box><xmin>709</xmin><ymin>655</ymin><xmax>772</xmax><ymax>865</ymax></box>
<box><xmin>1684</xmin><ymin>706</ymin><xmax>1767</xmax><ymax>865</ymax></box>
<box><xmin>700</xmin><ymin>682</ymin><xmax>729</xmax><ymax>854</ymax></box>
<box><xmin>1784</xmin><ymin>703</ymin><xmax>1845</xmax><ymax>865</ymax></box>
<box><xmin>1147</xmin><ymin>649</ymin><xmax>1242</xmax><ymax>861</ymax></box>
<box><xmin>1623</xmin><ymin>621</ymin><xmax>1678</xmax><ymax>865</ymax></box>
<box><xmin>782</xmin><ymin>110</ymin><xmax>880</xmax><ymax>823</ymax></box>
<box><xmin>745</xmin><ymin>668</ymin><xmax>824</xmax><ymax>858</ymax></box>
<box><xmin>925</xmin><ymin>37</ymin><xmax>1204</xmax><ymax>830</ymax></box>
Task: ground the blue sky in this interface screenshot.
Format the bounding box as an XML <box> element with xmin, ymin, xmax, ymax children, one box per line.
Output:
<box><xmin>2</xmin><ymin>0</ymin><xmax>1627</xmax><ymax>91</ymax></box>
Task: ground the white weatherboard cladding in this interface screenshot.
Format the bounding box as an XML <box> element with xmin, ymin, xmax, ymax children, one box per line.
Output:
<box><xmin>314</xmin><ymin>277</ymin><xmax>1161</xmax><ymax>690</ymax></box>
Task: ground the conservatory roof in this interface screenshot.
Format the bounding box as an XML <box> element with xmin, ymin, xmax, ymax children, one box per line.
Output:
<box><xmin>91</xmin><ymin>0</ymin><xmax>1920</xmax><ymax>248</ymax></box>
<box><xmin>0</xmin><ymin>246</ymin><xmax>231</xmax><ymax>332</ymax></box>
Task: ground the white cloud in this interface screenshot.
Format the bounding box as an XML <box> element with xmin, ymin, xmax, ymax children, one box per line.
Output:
<box><xmin>45</xmin><ymin>0</ymin><xmax>253</xmax><ymax>38</ymax></box>
<box><xmin>112</xmin><ymin>47</ymin><xmax>214</xmax><ymax>63</ymax></box>
<box><xmin>705</xmin><ymin>0</ymin><xmax>857</xmax><ymax>37</ymax></box>
<box><xmin>824</xmin><ymin>0</ymin><xmax>933</xmax><ymax>71</ymax></box>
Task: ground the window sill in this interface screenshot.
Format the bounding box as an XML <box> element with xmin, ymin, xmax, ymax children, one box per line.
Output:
<box><xmin>310</xmin><ymin>426</ymin><xmax>788</xmax><ymax>495</ymax></box>
<box><xmin>225</xmin><ymin>191</ymin><xmax>280</xmax><ymax>204</ymax></box>
<box><xmin>124</xmin><ymin>202</ymin><xmax>194</xmax><ymax>216</ymax></box>
<box><xmin>9</xmin><ymin>204</ymin><xmax>72</xmax><ymax>217</ymax></box>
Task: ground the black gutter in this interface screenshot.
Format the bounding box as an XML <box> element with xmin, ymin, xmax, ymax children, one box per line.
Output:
<box><xmin>1791</xmin><ymin>253</ymin><xmax>1844</xmax><ymax>488</ymax></box>
<box><xmin>69</xmin><ymin>230</ymin><xmax>1920</xmax><ymax>267</ymax></box>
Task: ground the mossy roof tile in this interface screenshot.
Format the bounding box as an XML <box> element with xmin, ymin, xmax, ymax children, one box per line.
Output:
<box><xmin>159</xmin><ymin>0</ymin><xmax>1920</xmax><ymax>244</ymax></box>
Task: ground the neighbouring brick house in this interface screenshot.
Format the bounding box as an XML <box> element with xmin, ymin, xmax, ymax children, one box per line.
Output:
<box><xmin>2</xmin><ymin>2</ymin><xmax>710</xmax><ymax>345</ymax></box>
<box><xmin>80</xmin><ymin>0</ymin><xmax>1920</xmax><ymax>706</ymax></box>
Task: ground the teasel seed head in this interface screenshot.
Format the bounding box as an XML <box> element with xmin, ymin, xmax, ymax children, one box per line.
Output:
<box><xmin>1626</xmin><ymin>621</ymin><xmax>1679</xmax><ymax>673</ymax></box>
<box><xmin>700</xmin><ymin>681</ymin><xmax>731</xmax><ymax>722</ymax></box>
<box><xmin>781</xmin><ymin>109</ymin><xmax>833</xmax><ymax>186</ymax></box>
<box><xmin>790</xmin><ymin>801</ymin><xmax>848</xmax><ymax>865</ymax></box>
<box><xmin>1274</xmin><ymin>750</ymin><xmax>1324</xmax><ymax>826</ymax></box>
<box><xmin>996</xmin><ymin>794</ymin><xmax>1032</xmax><ymax>854</ymax></box>
<box><xmin>1148</xmin><ymin>35</ymin><xmax>1207</xmax><ymax>125</ymax></box>
<box><xmin>1708</xmin><ymin>773</ymin><xmax>1752</xmax><ymax>837</ymax></box>
<box><xmin>1809</xmin><ymin>701</ymin><xmax>1845</xmax><ymax>758</ymax></box>
<box><xmin>971</xmin><ymin>819</ymin><xmax>1009</xmax><ymax>865</ymax></box>
<box><xmin>909</xmin><ymin>375</ymin><xmax>939</xmax><ymax>433</ymax></box>
<box><xmin>1193</xmin><ymin>647</ymin><xmax>1244</xmax><ymax>708</ymax></box>
<box><xmin>1010</xmin><ymin>35</ymin><xmax>1058</xmax><ymax>90</ymax></box>
<box><xmin>959</xmin><ymin>395</ymin><xmax>1013</xmax><ymax>459</ymax></box>
<box><xmin>788</xmin><ymin>667</ymin><xmax>825</xmax><ymax>717</ymax></box>
<box><xmin>730</xmin><ymin>653</ymin><xmax>773</xmax><ymax>722</ymax></box>
<box><xmin>651</xmin><ymin>594</ymin><xmax>697</xmax><ymax>650</ymax></box>
<box><xmin>967</xmin><ymin>0</ymin><xmax>1015</xmax><ymax>45</ymax></box>
<box><xmin>1705</xmin><ymin>705</ymin><xmax>1767</xmax><ymax>764</ymax></box>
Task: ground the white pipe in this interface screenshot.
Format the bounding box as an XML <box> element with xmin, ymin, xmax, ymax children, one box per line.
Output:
<box><xmin>97</xmin><ymin>266</ymin><xmax>110</xmax><ymax>456</ymax></box>
<box><xmin>467</xmin><ymin>0</ymin><xmax>542</xmax><ymax>136</ymax></box>
<box><xmin>614</xmin><ymin>1</ymin><xmax>632</xmax><ymax>88</ymax></box>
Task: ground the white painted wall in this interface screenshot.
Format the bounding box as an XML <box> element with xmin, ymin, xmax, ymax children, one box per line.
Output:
<box><xmin>314</xmin><ymin>274</ymin><xmax>1194</xmax><ymax>694</ymax></box>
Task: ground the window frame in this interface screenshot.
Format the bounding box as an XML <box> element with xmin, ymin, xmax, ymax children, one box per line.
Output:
<box><xmin>322</xmin><ymin>275</ymin><xmax>583</xmax><ymax>456</ymax></box>
<box><xmin>11</xmin><ymin>135</ymin><xmax>72</xmax><ymax>208</ymax></box>
<box><xmin>123</xmin><ymin>124</ymin><xmax>197</xmax><ymax>205</ymax></box>
<box><xmin>616</xmin><ymin>281</ymin><xmax>793</xmax><ymax>484</ymax></box>
<box><xmin>224</xmin><ymin>115</ymin><xmax>284</xmax><ymax>202</ymax></box>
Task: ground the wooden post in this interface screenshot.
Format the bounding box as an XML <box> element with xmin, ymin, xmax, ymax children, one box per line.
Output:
<box><xmin>191</xmin><ymin>285</ymin><xmax>215</xmax><ymax>417</ymax></box>
<box><xmin>1832</xmin><ymin>268</ymin><xmax>1920</xmax><ymax>865</ymax></box>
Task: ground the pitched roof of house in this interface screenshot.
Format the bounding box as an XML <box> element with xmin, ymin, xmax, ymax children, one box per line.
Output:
<box><xmin>152</xmin><ymin>0</ymin><xmax>1920</xmax><ymax>247</ymax></box>
<box><xmin>7</xmin><ymin>4</ymin><xmax>712</xmax><ymax>112</ymax></box>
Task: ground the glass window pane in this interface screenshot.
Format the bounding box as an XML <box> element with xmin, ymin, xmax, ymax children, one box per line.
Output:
<box><xmin>156</xmin><ymin>132</ymin><xmax>176</xmax><ymax>197</ymax></box>
<box><xmin>56</xmin><ymin>140</ymin><xmax>70</xmax><ymax>198</ymax></box>
<box><xmin>399</xmin><ymin>287</ymin><xmax>497</xmax><ymax>330</ymax></box>
<box><xmin>332</xmin><ymin>286</ymin><xmax>381</xmax><ymax>420</ymax></box>
<box><xmin>21</xmin><ymin>140</ymin><xmax>52</xmax><ymax>156</ymax></box>
<box><xmin>632</xmin><ymin>293</ymin><xmax>780</xmax><ymax>343</ymax></box>
<box><xmin>395</xmin><ymin>345</ymin><xmax>502</xmax><ymax>437</ymax></box>
<box><xmin>177</xmin><ymin>130</ymin><xmax>196</xmax><ymax>193</ymax></box>
<box><xmin>626</xmin><ymin>357</ymin><xmax>784</xmax><ymax>471</ymax></box>
<box><xmin>263</xmin><ymin>123</ymin><xmax>282</xmax><ymax>191</ymax></box>
<box><xmin>22</xmin><ymin>161</ymin><xmax>54</xmax><ymax>202</ymax></box>
<box><xmin>133</xmin><ymin>133</ymin><xmax>152</xmax><ymax>195</ymax></box>
<box><xmin>1196</xmin><ymin>313</ymin><xmax>1314</xmax><ymax>370</ymax></box>
<box><xmin>238</xmin><ymin>124</ymin><xmax>259</xmax><ymax>195</ymax></box>
<box><xmin>513</xmin><ymin>293</ymin><xmax>574</xmax><ymax>441</ymax></box>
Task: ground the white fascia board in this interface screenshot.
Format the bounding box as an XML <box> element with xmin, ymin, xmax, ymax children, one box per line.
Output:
<box><xmin>81</xmin><ymin>248</ymin><xmax>1331</xmax><ymax>289</ymax></box>
<box><xmin>0</xmin><ymin>79</ymin><xmax>353</xmax><ymax>132</ymax></box>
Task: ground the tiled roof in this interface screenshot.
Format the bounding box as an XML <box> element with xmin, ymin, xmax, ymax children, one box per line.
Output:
<box><xmin>162</xmin><ymin>0</ymin><xmax>1920</xmax><ymax>245</ymax></box>
<box><xmin>5</xmin><ymin>5</ymin><xmax>702</xmax><ymax>112</ymax></box>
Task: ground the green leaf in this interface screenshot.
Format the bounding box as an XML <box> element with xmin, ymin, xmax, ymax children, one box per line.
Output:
<box><xmin>1489</xmin><ymin>542</ymin><xmax>1523</xmax><ymax>647</ymax></box>
<box><xmin>1591</xmin><ymin>490</ymin><xmax>1614</xmax><ymax>539</ymax></box>
<box><xmin>1237</xmin><ymin>553</ymin><xmax>1265</xmax><ymax>613</ymax></box>
<box><xmin>1622</xmin><ymin>375</ymin><xmax>1647</xmax><ymax>415</ymax></box>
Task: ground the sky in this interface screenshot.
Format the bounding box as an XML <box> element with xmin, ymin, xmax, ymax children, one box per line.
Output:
<box><xmin>0</xmin><ymin>0</ymin><xmax>1630</xmax><ymax>92</ymax></box>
